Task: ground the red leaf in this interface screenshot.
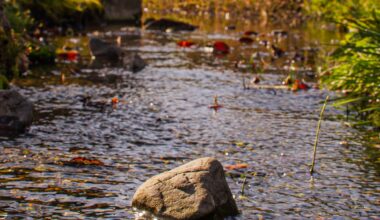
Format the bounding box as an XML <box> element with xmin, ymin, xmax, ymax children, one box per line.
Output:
<box><xmin>57</xmin><ymin>50</ymin><xmax>78</xmax><ymax>61</ymax></box>
<box><xmin>208</xmin><ymin>104</ymin><xmax>223</xmax><ymax>110</ymax></box>
<box><xmin>177</xmin><ymin>40</ymin><xmax>195</xmax><ymax>48</ymax></box>
<box><xmin>209</xmin><ymin>96</ymin><xmax>223</xmax><ymax>110</ymax></box>
<box><xmin>213</xmin><ymin>41</ymin><xmax>230</xmax><ymax>54</ymax></box>
<box><xmin>111</xmin><ymin>97</ymin><xmax>119</xmax><ymax>104</ymax></box>
<box><xmin>292</xmin><ymin>79</ymin><xmax>310</xmax><ymax>91</ymax></box>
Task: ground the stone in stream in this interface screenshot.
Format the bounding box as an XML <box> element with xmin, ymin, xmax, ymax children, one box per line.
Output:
<box><xmin>89</xmin><ymin>38</ymin><xmax>146</xmax><ymax>73</ymax></box>
<box><xmin>102</xmin><ymin>0</ymin><xmax>142</xmax><ymax>25</ymax></box>
<box><xmin>89</xmin><ymin>38</ymin><xmax>123</xmax><ymax>60</ymax></box>
<box><xmin>132</xmin><ymin>157</ymin><xmax>239</xmax><ymax>220</ymax></box>
<box><xmin>0</xmin><ymin>90</ymin><xmax>33</xmax><ymax>135</ymax></box>
<box><xmin>144</xmin><ymin>18</ymin><xmax>197</xmax><ymax>32</ymax></box>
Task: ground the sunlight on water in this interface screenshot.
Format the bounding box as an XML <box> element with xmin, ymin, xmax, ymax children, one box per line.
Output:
<box><xmin>0</xmin><ymin>3</ymin><xmax>379</xmax><ymax>219</ymax></box>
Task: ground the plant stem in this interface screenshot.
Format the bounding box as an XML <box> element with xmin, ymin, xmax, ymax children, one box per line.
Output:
<box><xmin>310</xmin><ymin>95</ymin><xmax>329</xmax><ymax>175</ymax></box>
<box><xmin>241</xmin><ymin>175</ymin><xmax>247</xmax><ymax>196</ymax></box>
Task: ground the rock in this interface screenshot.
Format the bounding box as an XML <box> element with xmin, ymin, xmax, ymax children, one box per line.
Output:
<box><xmin>89</xmin><ymin>38</ymin><xmax>123</xmax><ymax>60</ymax></box>
<box><xmin>89</xmin><ymin>38</ymin><xmax>146</xmax><ymax>72</ymax></box>
<box><xmin>145</xmin><ymin>18</ymin><xmax>197</xmax><ymax>32</ymax></box>
<box><xmin>0</xmin><ymin>90</ymin><xmax>33</xmax><ymax>135</ymax></box>
<box><xmin>132</xmin><ymin>157</ymin><xmax>239</xmax><ymax>220</ymax></box>
<box><xmin>102</xmin><ymin>0</ymin><xmax>142</xmax><ymax>24</ymax></box>
<box><xmin>128</xmin><ymin>54</ymin><xmax>147</xmax><ymax>73</ymax></box>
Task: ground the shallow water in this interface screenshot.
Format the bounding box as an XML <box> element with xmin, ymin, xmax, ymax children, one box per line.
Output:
<box><xmin>0</xmin><ymin>23</ymin><xmax>379</xmax><ymax>219</ymax></box>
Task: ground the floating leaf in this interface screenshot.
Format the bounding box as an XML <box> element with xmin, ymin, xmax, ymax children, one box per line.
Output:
<box><xmin>213</xmin><ymin>41</ymin><xmax>230</xmax><ymax>54</ymax></box>
<box><xmin>111</xmin><ymin>97</ymin><xmax>119</xmax><ymax>104</ymax></box>
<box><xmin>209</xmin><ymin>96</ymin><xmax>223</xmax><ymax>110</ymax></box>
<box><xmin>239</xmin><ymin>37</ymin><xmax>254</xmax><ymax>44</ymax></box>
<box><xmin>177</xmin><ymin>40</ymin><xmax>195</xmax><ymax>48</ymax></box>
<box><xmin>57</xmin><ymin>49</ymin><xmax>79</xmax><ymax>61</ymax></box>
<box><xmin>67</xmin><ymin>157</ymin><xmax>104</xmax><ymax>166</ymax></box>
<box><xmin>292</xmin><ymin>79</ymin><xmax>310</xmax><ymax>91</ymax></box>
<box><xmin>225</xmin><ymin>163</ymin><xmax>248</xmax><ymax>170</ymax></box>
<box><xmin>244</xmin><ymin>31</ymin><xmax>258</xmax><ymax>36</ymax></box>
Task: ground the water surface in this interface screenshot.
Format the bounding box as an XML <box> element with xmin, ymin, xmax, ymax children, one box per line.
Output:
<box><xmin>0</xmin><ymin>22</ymin><xmax>379</xmax><ymax>219</ymax></box>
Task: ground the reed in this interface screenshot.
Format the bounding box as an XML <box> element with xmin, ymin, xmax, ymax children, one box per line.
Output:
<box><xmin>310</xmin><ymin>95</ymin><xmax>329</xmax><ymax>175</ymax></box>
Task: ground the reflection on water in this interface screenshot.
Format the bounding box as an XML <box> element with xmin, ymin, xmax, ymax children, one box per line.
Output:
<box><xmin>0</xmin><ymin>12</ymin><xmax>379</xmax><ymax>220</ymax></box>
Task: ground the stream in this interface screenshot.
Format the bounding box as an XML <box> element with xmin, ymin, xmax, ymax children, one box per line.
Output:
<box><xmin>0</xmin><ymin>21</ymin><xmax>379</xmax><ymax>219</ymax></box>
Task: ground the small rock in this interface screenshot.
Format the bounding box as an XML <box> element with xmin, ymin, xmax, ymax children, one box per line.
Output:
<box><xmin>0</xmin><ymin>90</ymin><xmax>34</xmax><ymax>135</ymax></box>
<box><xmin>89</xmin><ymin>38</ymin><xmax>146</xmax><ymax>72</ymax></box>
<box><xmin>145</xmin><ymin>18</ymin><xmax>197</xmax><ymax>32</ymax></box>
<box><xmin>128</xmin><ymin>54</ymin><xmax>147</xmax><ymax>73</ymax></box>
<box><xmin>132</xmin><ymin>157</ymin><xmax>239</xmax><ymax>220</ymax></box>
<box><xmin>89</xmin><ymin>38</ymin><xmax>123</xmax><ymax>60</ymax></box>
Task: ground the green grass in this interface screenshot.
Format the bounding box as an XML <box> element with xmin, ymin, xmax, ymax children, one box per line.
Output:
<box><xmin>321</xmin><ymin>10</ymin><xmax>380</xmax><ymax>127</ymax></box>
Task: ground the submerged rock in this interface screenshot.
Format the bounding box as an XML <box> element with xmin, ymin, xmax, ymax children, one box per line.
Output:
<box><xmin>128</xmin><ymin>54</ymin><xmax>147</xmax><ymax>73</ymax></box>
<box><xmin>132</xmin><ymin>157</ymin><xmax>239</xmax><ymax>220</ymax></box>
<box><xmin>89</xmin><ymin>38</ymin><xmax>146</xmax><ymax>72</ymax></box>
<box><xmin>145</xmin><ymin>18</ymin><xmax>197</xmax><ymax>32</ymax></box>
<box><xmin>89</xmin><ymin>38</ymin><xmax>123</xmax><ymax>60</ymax></box>
<box><xmin>0</xmin><ymin>90</ymin><xmax>33</xmax><ymax>135</ymax></box>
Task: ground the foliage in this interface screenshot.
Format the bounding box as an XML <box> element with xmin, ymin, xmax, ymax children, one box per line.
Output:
<box><xmin>28</xmin><ymin>44</ymin><xmax>56</xmax><ymax>65</ymax></box>
<box><xmin>305</xmin><ymin>0</ymin><xmax>380</xmax><ymax>21</ymax></box>
<box><xmin>0</xmin><ymin>0</ymin><xmax>30</xmax><ymax>84</ymax></box>
<box><xmin>321</xmin><ymin>10</ymin><xmax>380</xmax><ymax>127</ymax></box>
<box><xmin>0</xmin><ymin>29</ymin><xmax>24</xmax><ymax>82</ymax></box>
<box><xmin>144</xmin><ymin>0</ymin><xmax>305</xmax><ymax>28</ymax></box>
<box><xmin>4</xmin><ymin>1</ymin><xmax>33</xmax><ymax>33</ymax></box>
<box><xmin>16</xmin><ymin>0</ymin><xmax>103</xmax><ymax>25</ymax></box>
<box><xmin>0</xmin><ymin>0</ymin><xmax>103</xmax><ymax>86</ymax></box>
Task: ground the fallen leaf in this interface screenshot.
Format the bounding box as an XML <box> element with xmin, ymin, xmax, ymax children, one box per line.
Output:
<box><xmin>292</xmin><ymin>79</ymin><xmax>310</xmax><ymax>91</ymax></box>
<box><xmin>57</xmin><ymin>49</ymin><xmax>79</xmax><ymax>61</ymax></box>
<box><xmin>209</xmin><ymin>96</ymin><xmax>223</xmax><ymax>110</ymax></box>
<box><xmin>112</xmin><ymin>97</ymin><xmax>119</xmax><ymax>104</ymax></box>
<box><xmin>68</xmin><ymin>157</ymin><xmax>104</xmax><ymax>166</ymax></box>
<box><xmin>239</xmin><ymin>37</ymin><xmax>254</xmax><ymax>44</ymax></box>
<box><xmin>213</xmin><ymin>41</ymin><xmax>230</xmax><ymax>54</ymax></box>
<box><xmin>177</xmin><ymin>40</ymin><xmax>195</xmax><ymax>48</ymax></box>
<box><xmin>244</xmin><ymin>31</ymin><xmax>258</xmax><ymax>36</ymax></box>
<box><xmin>225</xmin><ymin>163</ymin><xmax>248</xmax><ymax>170</ymax></box>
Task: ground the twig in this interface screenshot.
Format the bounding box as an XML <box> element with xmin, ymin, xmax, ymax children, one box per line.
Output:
<box><xmin>310</xmin><ymin>96</ymin><xmax>329</xmax><ymax>175</ymax></box>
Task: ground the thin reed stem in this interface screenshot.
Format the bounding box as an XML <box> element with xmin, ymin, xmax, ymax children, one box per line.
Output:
<box><xmin>310</xmin><ymin>96</ymin><xmax>329</xmax><ymax>175</ymax></box>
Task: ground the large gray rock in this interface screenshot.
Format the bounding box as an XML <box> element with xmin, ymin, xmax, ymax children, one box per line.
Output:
<box><xmin>102</xmin><ymin>0</ymin><xmax>142</xmax><ymax>24</ymax></box>
<box><xmin>132</xmin><ymin>157</ymin><xmax>239</xmax><ymax>220</ymax></box>
<box><xmin>0</xmin><ymin>90</ymin><xmax>33</xmax><ymax>135</ymax></box>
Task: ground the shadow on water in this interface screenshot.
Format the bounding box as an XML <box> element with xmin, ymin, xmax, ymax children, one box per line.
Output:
<box><xmin>0</xmin><ymin>4</ymin><xmax>379</xmax><ymax>220</ymax></box>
